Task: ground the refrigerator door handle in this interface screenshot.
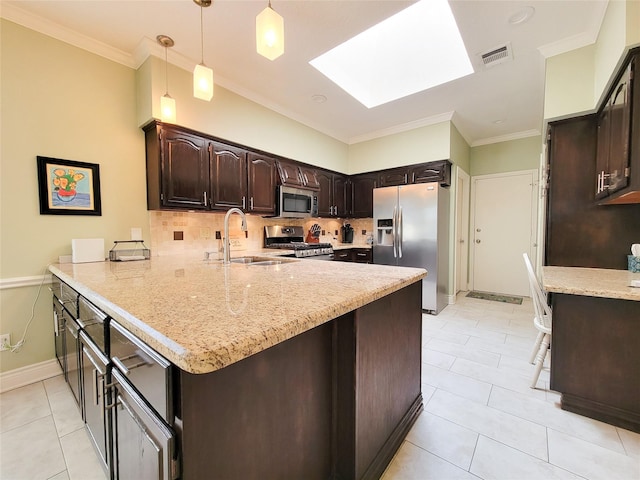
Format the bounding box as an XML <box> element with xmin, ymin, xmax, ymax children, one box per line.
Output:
<box><xmin>392</xmin><ymin>206</ymin><xmax>398</xmax><ymax>258</ymax></box>
<box><xmin>398</xmin><ymin>206</ymin><xmax>403</xmax><ymax>258</ymax></box>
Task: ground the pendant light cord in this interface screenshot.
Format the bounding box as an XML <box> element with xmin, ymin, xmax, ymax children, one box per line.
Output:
<box><xmin>200</xmin><ymin>6</ymin><xmax>205</xmax><ymax>64</ymax></box>
<box><xmin>164</xmin><ymin>44</ymin><xmax>169</xmax><ymax>95</ymax></box>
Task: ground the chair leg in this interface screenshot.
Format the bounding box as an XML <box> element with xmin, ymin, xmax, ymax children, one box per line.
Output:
<box><xmin>530</xmin><ymin>333</ymin><xmax>550</xmax><ymax>389</ymax></box>
<box><xmin>529</xmin><ymin>331</ymin><xmax>544</xmax><ymax>364</ymax></box>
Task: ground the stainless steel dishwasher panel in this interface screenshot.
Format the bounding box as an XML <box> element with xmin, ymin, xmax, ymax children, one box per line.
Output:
<box><xmin>109</xmin><ymin>320</ymin><xmax>173</xmax><ymax>422</ymax></box>
<box><xmin>80</xmin><ymin>331</ymin><xmax>110</xmax><ymax>474</ymax></box>
<box><xmin>111</xmin><ymin>369</ymin><xmax>178</xmax><ymax>480</ymax></box>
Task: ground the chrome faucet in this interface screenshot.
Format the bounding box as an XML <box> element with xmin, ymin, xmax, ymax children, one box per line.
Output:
<box><xmin>223</xmin><ymin>208</ymin><xmax>248</xmax><ymax>264</ymax></box>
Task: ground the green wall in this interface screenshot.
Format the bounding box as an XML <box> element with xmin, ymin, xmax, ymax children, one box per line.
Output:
<box><xmin>470</xmin><ymin>136</ymin><xmax>542</xmax><ymax>177</ymax></box>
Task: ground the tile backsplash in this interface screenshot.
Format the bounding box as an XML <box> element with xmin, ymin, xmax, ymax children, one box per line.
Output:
<box><xmin>148</xmin><ymin>211</ymin><xmax>373</xmax><ymax>257</ymax></box>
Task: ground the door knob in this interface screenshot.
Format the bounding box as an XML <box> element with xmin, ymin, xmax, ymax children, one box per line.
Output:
<box><xmin>476</xmin><ymin>239</ymin><xmax>481</xmax><ymax>244</ymax></box>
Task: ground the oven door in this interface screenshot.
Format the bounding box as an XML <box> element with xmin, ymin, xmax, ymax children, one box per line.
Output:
<box><xmin>304</xmin><ymin>254</ymin><xmax>335</xmax><ymax>261</ymax></box>
<box><xmin>110</xmin><ymin>369</ymin><xmax>178</xmax><ymax>480</ymax></box>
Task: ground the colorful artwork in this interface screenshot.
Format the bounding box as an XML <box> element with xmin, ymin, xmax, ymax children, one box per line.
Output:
<box><xmin>37</xmin><ymin>156</ymin><xmax>102</xmax><ymax>215</ymax></box>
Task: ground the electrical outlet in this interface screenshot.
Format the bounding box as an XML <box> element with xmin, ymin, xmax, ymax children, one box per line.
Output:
<box><xmin>215</xmin><ymin>231</ymin><xmax>221</xmax><ymax>239</ymax></box>
<box><xmin>0</xmin><ymin>334</ymin><xmax>10</xmax><ymax>352</ymax></box>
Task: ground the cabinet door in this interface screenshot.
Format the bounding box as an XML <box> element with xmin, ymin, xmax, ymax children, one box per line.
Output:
<box><xmin>247</xmin><ymin>153</ymin><xmax>276</xmax><ymax>214</ymax></box>
<box><xmin>161</xmin><ymin>130</ymin><xmax>209</xmax><ymax>209</ymax></box>
<box><xmin>352</xmin><ymin>249</ymin><xmax>372</xmax><ymax>263</ymax></box>
<box><xmin>607</xmin><ymin>63</ymin><xmax>632</xmax><ymax>194</ymax></box>
<box><xmin>316</xmin><ymin>171</ymin><xmax>333</xmax><ymax>217</ymax></box>
<box><xmin>351</xmin><ymin>174</ymin><xmax>377</xmax><ymax>218</ymax></box>
<box><xmin>210</xmin><ymin>142</ymin><xmax>248</xmax><ymax>210</ymax></box>
<box><xmin>596</xmin><ymin>103</ymin><xmax>611</xmax><ymax>199</ymax></box>
<box><xmin>409</xmin><ymin>161</ymin><xmax>451</xmax><ymax>186</ymax></box>
<box><xmin>333</xmin><ymin>174</ymin><xmax>349</xmax><ymax>217</ymax></box>
<box><xmin>378</xmin><ymin>168</ymin><xmax>409</xmax><ymax>187</ymax></box>
<box><xmin>276</xmin><ymin>160</ymin><xmax>305</xmax><ymax>187</ymax></box>
<box><xmin>299</xmin><ymin>165</ymin><xmax>320</xmax><ymax>190</ymax></box>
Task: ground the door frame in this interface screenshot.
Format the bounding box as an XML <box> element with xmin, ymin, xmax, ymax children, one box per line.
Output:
<box><xmin>468</xmin><ymin>169</ymin><xmax>539</xmax><ymax>294</ymax></box>
<box><xmin>453</xmin><ymin>167</ymin><xmax>470</xmax><ymax>295</ymax></box>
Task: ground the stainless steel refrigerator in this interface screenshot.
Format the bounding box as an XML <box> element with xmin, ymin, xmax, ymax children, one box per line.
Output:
<box><xmin>373</xmin><ymin>182</ymin><xmax>450</xmax><ymax>314</ymax></box>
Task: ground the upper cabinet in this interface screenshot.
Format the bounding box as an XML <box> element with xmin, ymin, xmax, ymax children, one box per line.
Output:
<box><xmin>597</xmin><ymin>51</ymin><xmax>640</xmax><ymax>205</ymax></box>
<box><xmin>350</xmin><ymin>173</ymin><xmax>377</xmax><ymax>218</ymax></box>
<box><xmin>209</xmin><ymin>141</ymin><xmax>247</xmax><ymax>210</ymax></box>
<box><xmin>247</xmin><ymin>153</ymin><xmax>277</xmax><ymax>214</ymax></box>
<box><xmin>276</xmin><ymin>160</ymin><xmax>320</xmax><ymax>190</ymax></box>
<box><xmin>144</xmin><ymin>121</ymin><xmax>454</xmax><ymax>217</ymax></box>
<box><xmin>145</xmin><ymin>124</ymin><xmax>209</xmax><ymax>210</ymax></box>
<box><xmin>316</xmin><ymin>170</ymin><xmax>349</xmax><ymax>217</ymax></box>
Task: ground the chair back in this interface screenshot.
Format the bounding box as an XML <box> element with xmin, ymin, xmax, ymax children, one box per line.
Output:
<box><xmin>522</xmin><ymin>253</ymin><xmax>552</xmax><ymax>333</ymax></box>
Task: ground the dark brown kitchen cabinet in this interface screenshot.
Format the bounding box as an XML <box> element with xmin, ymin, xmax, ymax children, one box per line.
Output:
<box><xmin>299</xmin><ymin>165</ymin><xmax>321</xmax><ymax>190</ymax></box>
<box><xmin>598</xmin><ymin>51</ymin><xmax>640</xmax><ymax>205</ymax></box>
<box><xmin>276</xmin><ymin>160</ymin><xmax>305</xmax><ymax>188</ymax></box>
<box><xmin>247</xmin><ymin>153</ymin><xmax>276</xmax><ymax>214</ymax></box>
<box><xmin>352</xmin><ymin>248</ymin><xmax>372</xmax><ymax>263</ymax></box>
<box><xmin>410</xmin><ymin>160</ymin><xmax>451</xmax><ymax>186</ymax></box>
<box><xmin>145</xmin><ymin>125</ymin><xmax>209</xmax><ymax>210</ymax></box>
<box><xmin>378</xmin><ymin>167</ymin><xmax>409</xmax><ymax>187</ymax></box>
<box><xmin>209</xmin><ymin>141</ymin><xmax>247</xmax><ymax>210</ymax></box>
<box><xmin>596</xmin><ymin>59</ymin><xmax>632</xmax><ymax>199</ymax></box>
<box><xmin>350</xmin><ymin>173</ymin><xmax>377</xmax><ymax>218</ymax></box>
<box><xmin>545</xmin><ymin>115</ymin><xmax>640</xmax><ymax>269</ymax></box>
<box><xmin>317</xmin><ymin>170</ymin><xmax>348</xmax><ymax>217</ymax></box>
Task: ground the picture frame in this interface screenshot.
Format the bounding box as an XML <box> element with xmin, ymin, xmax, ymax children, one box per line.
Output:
<box><xmin>36</xmin><ymin>156</ymin><xmax>102</xmax><ymax>216</ymax></box>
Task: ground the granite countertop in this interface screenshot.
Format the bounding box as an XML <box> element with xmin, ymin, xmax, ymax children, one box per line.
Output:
<box><xmin>542</xmin><ymin>266</ymin><xmax>640</xmax><ymax>302</ymax></box>
<box><xmin>333</xmin><ymin>243</ymin><xmax>372</xmax><ymax>250</ymax></box>
<box><xmin>50</xmin><ymin>253</ymin><xmax>425</xmax><ymax>374</ymax></box>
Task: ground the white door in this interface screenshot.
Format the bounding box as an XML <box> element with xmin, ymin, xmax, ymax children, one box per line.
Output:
<box><xmin>470</xmin><ymin>170</ymin><xmax>537</xmax><ymax>297</ymax></box>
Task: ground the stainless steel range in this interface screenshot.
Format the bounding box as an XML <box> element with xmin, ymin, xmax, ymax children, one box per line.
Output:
<box><xmin>264</xmin><ymin>226</ymin><xmax>334</xmax><ymax>259</ymax></box>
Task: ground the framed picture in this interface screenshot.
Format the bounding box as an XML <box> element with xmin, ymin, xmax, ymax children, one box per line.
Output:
<box><xmin>36</xmin><ymin>156</ymin><xmax>102</xmax><ymax>216</ymax></box>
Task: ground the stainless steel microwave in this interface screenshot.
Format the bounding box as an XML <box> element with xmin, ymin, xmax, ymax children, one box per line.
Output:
<box><xmin>275</xmin><ymin>185</ymin><xmax>318</xmax><ymax>218</ymax></box>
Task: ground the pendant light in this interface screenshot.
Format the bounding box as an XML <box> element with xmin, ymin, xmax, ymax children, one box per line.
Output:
<box><xmin>193</xmin><ymin>0</ymin><xmax>214</xmax><ymax>101</ymax></box>
<box><xmin>157</xmin><ymin>35</ymin><xmax>177</xmax><ymax>123</ymax></box>
<box><xmin>256</xmin><ymin>0</ymin><xmax>284</xmax><ymax>61</ymax></box>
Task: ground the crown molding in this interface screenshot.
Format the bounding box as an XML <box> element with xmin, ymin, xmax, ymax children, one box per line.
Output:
<box><xmin>470</xmin><ymin>129</ymin><xmax>541</xmax><ymax>147</ymax></box>
<box><xmin>348</xmin><ymin>112</ymin><xmax>455</xmax><ymax>145</ymax></box>
<box><xmin>1</xmin><ymin>3</ymin><xmax>136</xmax><ymax>67</ymax></box>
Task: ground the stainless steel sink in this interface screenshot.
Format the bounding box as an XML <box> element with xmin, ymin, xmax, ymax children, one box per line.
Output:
<box><xmin>229</xmin><ymin>256</ymin><xmax>298</xmax><ymax>266</ymax></box>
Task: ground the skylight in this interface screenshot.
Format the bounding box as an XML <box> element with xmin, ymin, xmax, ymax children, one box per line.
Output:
<box><xmin>309</xmin><ymin>0</ymin><xmax>473</xmax><ymax>108</ymax></box>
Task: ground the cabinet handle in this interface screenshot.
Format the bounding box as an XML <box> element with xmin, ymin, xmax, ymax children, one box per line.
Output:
<box><xmin>203</xmin><ymin>192</ymin><xmax>207</xmax><ymax>206</ymax></box>
<box><xmin>112</xmin><ymin>354</ymin><xmax>148</xmax><ymax>376</ymax></box>
<box><xmin>357</xmin><ymin>253</ymin><xmax>367</xmax><ymax>257</ymax></box>
<box><xmin>242</xmin><ymin>196</ymin><xmax>246</xmax><ymax>209</ymax></box>
<box><xmin>53</xmin><ymin>310</ymin><xmax>59</xmax><ymax>336</ymax></box>
<box><xmin>250</xmin><ymin>197</ymin><xmax>254</xmax><ymax>210</ymax></box>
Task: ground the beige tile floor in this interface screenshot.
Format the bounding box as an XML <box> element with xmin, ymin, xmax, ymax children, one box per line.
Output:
<box><xmin>1</xmin><ymin>294</ymin><xmax>638</xmax><ymax>479</ymax></box>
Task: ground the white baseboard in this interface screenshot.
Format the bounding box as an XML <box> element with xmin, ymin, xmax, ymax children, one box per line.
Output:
<box><xmin>0</xmin><ymin>359</ymin><xmax>62</xmax><ymax>393</ymax></box>
<box><xmin>447</xmin><ymin>294</ymin><xmax>457</xmax><ymax>305</ymax></box>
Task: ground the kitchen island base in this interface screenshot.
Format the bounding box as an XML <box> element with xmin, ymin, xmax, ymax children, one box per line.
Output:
<box><xmin>551</xmin><ymin>293</ymin><xmax>640</xmax><ymax>433</ymax></box>
<box><xmin>177</xmin><ymin>281</ymin><xmax>423</xmax><ymax>479</ymax></box>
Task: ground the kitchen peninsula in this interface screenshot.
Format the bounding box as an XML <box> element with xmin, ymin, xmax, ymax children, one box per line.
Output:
<box><xmin>50</xmin><ymin>254</ymin><xmax>426</xmax><ymax>479</ymax></box>
<box><xmin>542</xmin><ymin>267</ymin><xmax>640</xmax><ymax>433</ymax></box>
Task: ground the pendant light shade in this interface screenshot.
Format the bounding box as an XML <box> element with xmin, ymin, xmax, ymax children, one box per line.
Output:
<box><xmin>160</xmin><ymin>94</ymin><xmax>177</xmax><ymax>123</ymax></box>
<box><xmin>157</xmin><ymin>35</ymin><xmax>177</xmax><ymax>123</ymax></box>
<box><xmin>193</xmin><ymin>0</ymin><xmax>214</xmax><ymax>101</ymax></box>
<box><xmin>193</xmin><ymin>63</ymin><xmax>214</xmax><ymax>101</ymax></box>
<box><xmin>256</xmin><ymin>1</ymin><xmax>284</xmax><ymax>61</ymax></box>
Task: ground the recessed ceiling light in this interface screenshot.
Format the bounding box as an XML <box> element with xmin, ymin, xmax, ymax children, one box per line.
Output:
<box><xmin>508</xmin><ymin>6</ymin><xmax>535</xmax><ymax>25</ymax></box>
<box><xmin>309</xmin><ymin>0</ymin><xmax>473</xmax><ymax>109</ymax></box>
<box><xmin>311</xmin><ymin>94</ymin><xmax>327</xmax><ymax>104</ymax></box>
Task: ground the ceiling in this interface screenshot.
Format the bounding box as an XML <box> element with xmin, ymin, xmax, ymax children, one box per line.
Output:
<box><xmin>1</xmin><ymin>0</ymin><xmax>608</xmax><ymax>146</ymax></box>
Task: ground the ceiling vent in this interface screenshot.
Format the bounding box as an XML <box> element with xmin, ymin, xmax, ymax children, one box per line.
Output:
<box><xmin>480</xmin><ymin>43</ymin><xmax>513</xmax><ymax>68</ymax></box>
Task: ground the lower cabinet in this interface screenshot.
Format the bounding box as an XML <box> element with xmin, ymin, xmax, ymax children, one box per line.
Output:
<box><xmin>52</xmin><ymin>276</ymin><xmax>177</xmax><ymax>480</ymax></box>
<box><xmin>333</xmin><ymin>248</ymin><xmax>372</xmax><ymax>264</ymax></box>
<box><xmin>80</xmin><ymin>331</ymin><xmax>109</xmax><ymax>471</ymax></box>
<box><xmin>111</xmin><ymin>368</ymin><xmax>178</xmax><ymax>480</ymax></box>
